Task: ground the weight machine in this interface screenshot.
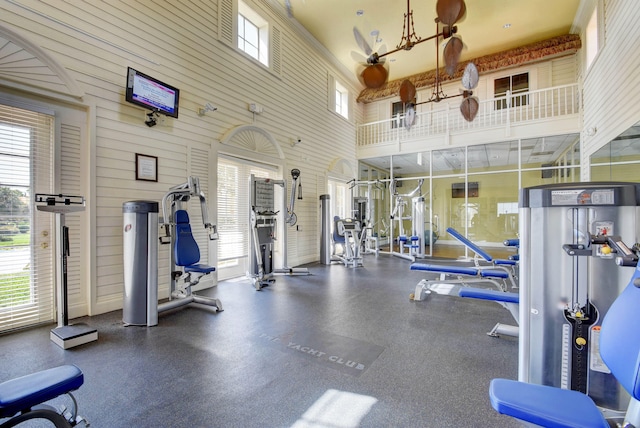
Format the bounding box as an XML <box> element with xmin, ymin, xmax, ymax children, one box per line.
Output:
<box><xmin>348</xmin><ymin>179</ymin><xmax>383</xmax><ymax>255</ymax></box>
<box><xmin>331</xmin><ymin>216</ymin><xmax>364</xmax><ymax>267</ymax></box>
<box><xmin>248</xmin><ymin>169</ymin><xmax>309</xmax><ymax>290</ymax></box>
<box><xmin>390</xmin><ymin>179</ymin><xmax>425</xmax><ymax>261</ymax></box>
<box><xmin>158</xmin><ymin>176</ymin><xmax>221</xmax><ymax>314</ymax></box>
<box><xmin>519</xmin><ymin>182</ymin><xmax>640</xmax><ymax>416</ymax></box>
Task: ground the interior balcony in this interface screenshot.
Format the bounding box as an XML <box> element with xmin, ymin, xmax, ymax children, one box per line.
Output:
<box><xmin>356</xmin><ymin>83</ymin><xmax>581</xmax><ymax>160</ymax></box>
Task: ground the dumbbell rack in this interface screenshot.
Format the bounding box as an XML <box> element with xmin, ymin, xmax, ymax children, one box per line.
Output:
<box><xmin>36</xmin><ymin>193</ymin><xmax>98</xmax><ymax>349</ymax></box>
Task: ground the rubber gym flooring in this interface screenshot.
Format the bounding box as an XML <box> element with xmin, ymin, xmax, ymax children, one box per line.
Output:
<box><xmin>0</xmin><ymin>253</ymin><xmax>520</xmax><ymax>427</ymax></box>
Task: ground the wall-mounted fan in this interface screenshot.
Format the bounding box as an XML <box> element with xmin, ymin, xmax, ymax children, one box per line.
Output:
<box><xmin>354</xmin><ymin>0</ymin><xmax>467</xmax><ymax>90</ymax></box>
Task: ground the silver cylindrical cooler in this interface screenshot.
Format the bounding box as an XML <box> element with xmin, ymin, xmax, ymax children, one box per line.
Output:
<box><xmin>122</xmin><ymin>200</ymin><xmax>159</xmax><ymax>326</ymax></box>
<box><xmin>518</xmin><ymin>182</ymin><xmax>640</xmax><ymax>412</ymax></box>
<box><xmin>320</xmin><ymin>195</ymin><xmax>331</xmax><ymax>264</ymax></box>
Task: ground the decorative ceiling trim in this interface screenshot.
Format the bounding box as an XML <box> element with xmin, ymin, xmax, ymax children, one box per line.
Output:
<box><xmin>0</xmin><ymin>22</ymin><xmax>84</xmax><ymax>98</ymax></box>
<box><xmin>357</xmin><ymin>33</ymin><xmax>581</xmax><ymax>104</ymax></box>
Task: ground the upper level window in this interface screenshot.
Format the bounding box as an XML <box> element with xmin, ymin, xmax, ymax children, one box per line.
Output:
<box><xmin>391</xmin><ymin>99</ymin><xmax>416</xmax><ymax>128</ymax></box>
<box><xmin>585</xmin><ymin>6</ymin><xmax>599</xmax><ymax>70</ymax></box>
<box><xmin>494</xmin><ymin>72</ymin><xmax>529</xmax><ymax>110</ymax></box>
<box><xmin>238</xmin><ymin>1</ymin><xmax>268</xmax><ymax>67</ymax></box>
<box><xmin>335</xmin><ymin>80</ymin><xmax>349</xmax><ymax>119</ymax></box>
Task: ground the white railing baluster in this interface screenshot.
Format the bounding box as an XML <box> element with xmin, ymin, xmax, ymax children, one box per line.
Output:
<box><xmin>356</xmin><ymin>83</ymin><xmax>580</xmax><ymax>149</ymax></box>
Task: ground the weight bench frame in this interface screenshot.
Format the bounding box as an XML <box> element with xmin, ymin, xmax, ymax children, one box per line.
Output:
<box><xmin>0</xmin><ymin>365</ymin><xmax>87</xmax><ymax>427</ymax></box>
<box><xmin>458</xmin><ymin>287</ymin><xmax>519</xmax><ymax>337</ymax></box>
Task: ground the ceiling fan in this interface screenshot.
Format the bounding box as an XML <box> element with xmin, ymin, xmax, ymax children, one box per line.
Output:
<box><xmin>400</xmin><ymin>61</ymin><xmax>479</xmax><ymax>126</ymax></box>
<box><xmin>354</xmin><ymin>0</ymin><xmax>467</xmax><ymax>90</ymax></box>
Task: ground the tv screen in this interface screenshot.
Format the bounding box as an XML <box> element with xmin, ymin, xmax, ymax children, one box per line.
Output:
<box><xmin>126</xmin><ymin>67</ymin><xmax>179</xmax><ymax>118</ymax></box>
<box><xmin>452</xmin><ymin>182</ymin><xmax>479</xmax><ymax>198</ymax></box>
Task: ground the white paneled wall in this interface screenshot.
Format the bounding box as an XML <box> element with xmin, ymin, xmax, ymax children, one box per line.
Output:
<box><xmin>0</xmin><ymin>0</ymin><xmax>361</xmax><ymax>315</ymax></box>
<box><xmin>580</xmin><ymin>0</ymin><xmax>640</xmax><ymax>167</ymax></box>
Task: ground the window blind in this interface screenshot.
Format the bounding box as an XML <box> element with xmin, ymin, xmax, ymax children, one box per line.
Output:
<box><xmin>0</xmin><ymin>104</ymin><xmax>55</xmax><ymax>333</ymax></box>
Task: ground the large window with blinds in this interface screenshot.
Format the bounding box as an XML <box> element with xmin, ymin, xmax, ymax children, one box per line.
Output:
<box><xmin>0</xmin><ymin>105</ymin><xmax>55</xmax><ymax>333</ymax></box>
<box><xmin>328</xmin><ymin>178</ymin><xmax>350</xmax><ymax>227</ymax></box>
<box><xmin>217</xmin><ymin>155</ymin><xmax>277</xmax><ymax>280</ymax></box>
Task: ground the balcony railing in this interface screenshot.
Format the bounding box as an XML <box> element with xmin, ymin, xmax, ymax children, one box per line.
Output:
<box><xmin>356</xmin><ymin>83</ymin><xmax>580</xmax><ymax>147</ymax></box>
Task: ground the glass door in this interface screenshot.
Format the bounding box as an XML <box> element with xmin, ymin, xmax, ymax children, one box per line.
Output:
<box><xmin>0</xmin><ymin>105</ymin><xmax>54</xmax><ymax>332</ymax></box>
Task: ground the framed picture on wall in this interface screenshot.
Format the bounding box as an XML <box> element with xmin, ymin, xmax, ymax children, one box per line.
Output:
<box><xmin>135</xmin><ymin>153</ymin><xmax>158</xmax><ymax>182</ymax></box>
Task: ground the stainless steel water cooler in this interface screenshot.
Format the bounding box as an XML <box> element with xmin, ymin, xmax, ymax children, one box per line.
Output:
<box><xmin>122</xmin><ymin>200</ymin><xmax>159</xmax><ymax>326</ymax></box>
<box><xmin>519</xmin><ymin>182</ymin><xmax>640</xmax><ymax>412</ymax></box>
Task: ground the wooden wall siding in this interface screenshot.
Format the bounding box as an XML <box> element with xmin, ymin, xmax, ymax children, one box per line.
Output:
<box><xmin>59</xmin><ymin>122</ymin><xmax>84</xmax><ymax>312</ymax></box>
<box><xmin>0</xmin><ymin>0</ymin><xmax>360</xmax><ymax>315</ymax></box>
<box><xmin>581</xmin><ymin>0</ymin><xmax>640</xmax><ymax>169</ymax></box>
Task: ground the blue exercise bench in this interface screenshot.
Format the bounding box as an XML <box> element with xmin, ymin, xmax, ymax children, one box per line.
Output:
<box><xmin>490</xmin><ymin>265</ymin><xmax>640</xmax><ymax>427</ymax></box>
<box><xmin>410</xmin><ymin>230</ymin><xmax>520</xmax><ymax>337</ymax></box>
<box><xmin>0</xmin><ymin>365</ymin><xmax>87</xmax><ymax>427</ymax></box>
<box><xmin>446</xmin><ymin>227</ymin><xmax>518</xmax><ymax>281</ymax></box>
<box><xmin>409</xmin><ymin>230</ymin><xmax>519</xmax><ymax>300</ymax></box>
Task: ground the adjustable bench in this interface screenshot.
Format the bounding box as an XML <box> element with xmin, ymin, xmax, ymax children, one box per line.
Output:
<box><xmin>0</xmin><ymin>365</ymin><xmax>87</xmax><ymax>427</ymax></box>
<box><xmin>409</xmin><ymin>262</ymin><xmax>511</xmax><ymax>301</ymax></box>
<box><xmin>446</xmin><ymin>227</ymin><xmax>518</xmax><ymax>286</ymax></box>
<box><xmin>409</xmin><ymin>231</ymin><xmax>520</xmax><ymax>337</ymax></box>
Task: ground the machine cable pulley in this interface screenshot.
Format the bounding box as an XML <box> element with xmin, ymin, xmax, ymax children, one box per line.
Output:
<box><xmin>286</xmin><ymin>168</ymin><xmax>302</xmax><ymax>226</ymax></box>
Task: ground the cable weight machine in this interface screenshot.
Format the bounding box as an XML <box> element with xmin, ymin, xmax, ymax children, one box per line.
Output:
<box><xmin>248</xmin><ymin>169</ymin><xmax>309</xmax><ymax>290</ymax></box>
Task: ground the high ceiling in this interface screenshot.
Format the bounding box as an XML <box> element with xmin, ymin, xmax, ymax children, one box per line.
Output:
<box><xmin>279</xmin><ymin>0</ymin><xmax>582</xmax><ymax>86</ymax></box>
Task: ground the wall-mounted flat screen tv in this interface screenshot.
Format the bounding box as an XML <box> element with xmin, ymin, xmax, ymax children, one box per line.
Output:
<box><xmin>126</xmin><ymin>67</ymin><xmax>179</xmax><ymax>118</ymax></box>
<box><xmin>452</xmin><ymin>182</ymin><xmax>479</xmax><ymax>198</ymax></box>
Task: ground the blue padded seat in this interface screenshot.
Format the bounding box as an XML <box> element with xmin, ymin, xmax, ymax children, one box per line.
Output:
<box><xmin>503</xmin><ymin>239</ymin><xmax>520</xmax><ymax>247</ymax></box>
<box><xmin>174</xmin><ymin>210</ymin><xmax>215</xmax><ymax>273</ymax></box>
<box><xmin>410</xmin><ymin>263</ymin><xmax>509</xmax><ymax>279</ymax></box>
<box><xmin>0</xmin><ymin>365</ymin><xmax>84</xmax><ymax>419</ymax></box>
<box><xmin>494</xmin><ymin>259</ymin><xmax>518</xmax><ymax>266</ymax></box>
<box><xmin>332</xmin><ymin>216</ymin><xmax>345</xmax><ymax>244</ymax></box>
<box><xmin>490</xmin><ymin>379</ymin><xmax>608</xmax><ymax>428</ymax></box>
<box><xmin>479</xmin><ymin>269</ymin><xmax>509</xmax><ymax>279</ymax></box>
<box><xmin>458</xmin><ymin>288</ymin><xmax>519</xmax><ymax>304</ymax></box>
<box><xmin>183</xmin><ymin>264</ymin><xmax>216</xmax><ymax>274</ymax></box>
<box><xmin>410</xmin><ymin>263</ymin><xmax>479</xmax><ymax>276</ymax></box>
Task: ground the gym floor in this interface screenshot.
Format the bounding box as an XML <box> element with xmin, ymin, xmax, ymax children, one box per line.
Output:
<box><xmin>0</xmin><ymin>253</ymin><xmax>520</xmax><ymax>427</ymax></box>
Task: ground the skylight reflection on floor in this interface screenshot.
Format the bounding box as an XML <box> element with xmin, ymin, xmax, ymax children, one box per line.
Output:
<box><xmin>291</xmin><ymin>389</ymin><xmax>378</xmax><ymax>428</ymax></box>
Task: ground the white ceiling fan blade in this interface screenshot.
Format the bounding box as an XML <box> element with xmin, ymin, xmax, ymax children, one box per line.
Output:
<box><xmin>461</xmin><ymin>62</ymin><xmax>479</xmax><ymax>90</ymax></box>
<box><xmin>353</xmin><ymin>26</ymin><xmax>373</xmax><ymax>56</ymax></box>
